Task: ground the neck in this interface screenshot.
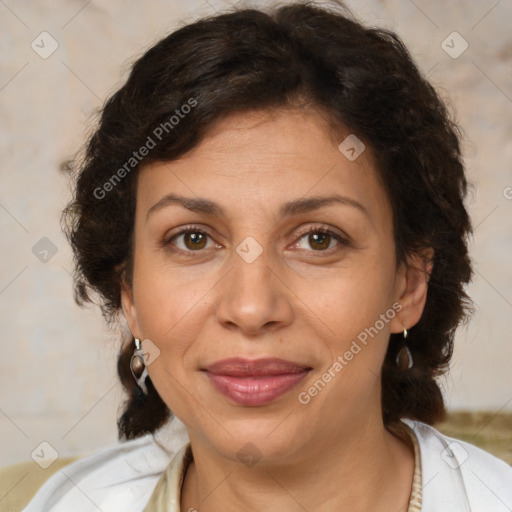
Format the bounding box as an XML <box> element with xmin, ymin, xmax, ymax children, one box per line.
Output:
<box><xmin>180</xmin><ymin>418</ymin><xmax>414</xmax><ymax>512</ymax></box>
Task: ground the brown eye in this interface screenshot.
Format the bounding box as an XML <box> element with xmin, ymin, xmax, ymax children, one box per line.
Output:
<box><xmin>308</xmin><ymin>232</ymin><xmax>331</xmax><ymax>251</ymax></box>
<box><xmin>294</xmin><ymin>227</ymin><xmax>348</xmax><ymax>253</ymax></box>
<box><xmin>165</xmin><ymin>227</ymin><xmax>217</xmax><ymax>253</ymax></box>
<box><xmin>183</xmin><ymin>232</ymin><xmax>207</xmax><ymax>250</ymax></box>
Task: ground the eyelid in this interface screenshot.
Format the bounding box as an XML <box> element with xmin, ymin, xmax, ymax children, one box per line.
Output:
<box><xmin>162</xmin><ymin>224</ymin><xmax>217</xmax><ymax>248</ymax></box>
<box><xmin>292</xmin><ymin>223</ymin><xmax>349</xmax><ymax>243</ymax></box>
<box><xmin>290</xmin><ymin>224</ymin><xmax>350</xmax><ymax>253</ymax></box>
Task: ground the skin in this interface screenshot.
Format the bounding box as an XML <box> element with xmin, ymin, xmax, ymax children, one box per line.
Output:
<box><xmin>122</xmin><ymin>108</ymin><xmax>433</xmax><ymax>511</ymax></box>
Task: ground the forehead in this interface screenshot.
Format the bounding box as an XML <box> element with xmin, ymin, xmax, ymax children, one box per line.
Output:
<box><xmin>136</xmin><ymin>109</ymin><xmax>391</xmax><ymax>229</ymax></box>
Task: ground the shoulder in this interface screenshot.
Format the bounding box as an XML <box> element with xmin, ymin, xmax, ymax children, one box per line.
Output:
<box><xmin>404</xmin><ymin>419</ymin><xmax>512</xmax><ymax>512</ymax></box>
<box><xmin>22</xmin><ymin>421</ymin><xmax>189</xmax><ymax>512</ymax></box>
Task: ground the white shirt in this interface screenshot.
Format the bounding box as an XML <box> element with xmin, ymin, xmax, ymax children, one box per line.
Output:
<box><xmin>23</xmin><ymin>417</ymin><xmax>512</xmax><ymax>512</ymax></box>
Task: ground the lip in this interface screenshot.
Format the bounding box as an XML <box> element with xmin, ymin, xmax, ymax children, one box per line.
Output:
<box><xmin>202</xmin><ymin>358</ymin><xmax>311</xmax><ymax>406</ymax></box>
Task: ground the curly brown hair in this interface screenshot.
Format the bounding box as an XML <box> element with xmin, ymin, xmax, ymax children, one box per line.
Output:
<box><xmin>62</xmin><ymin>1</ymin><xmax>473</xmax><ymax>440</ymax></box>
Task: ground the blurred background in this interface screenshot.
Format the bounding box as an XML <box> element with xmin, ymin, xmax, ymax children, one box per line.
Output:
<box><xmin>1</xmin><ymin>0</ymin><xmax>511</xmax><ymax>468</ymax></box>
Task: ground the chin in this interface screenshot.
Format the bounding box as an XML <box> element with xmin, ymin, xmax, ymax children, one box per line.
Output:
<box><xmin>201</xmin><ymin>415</ymin><xmax>308</xmax><ymax>466</ymax></box>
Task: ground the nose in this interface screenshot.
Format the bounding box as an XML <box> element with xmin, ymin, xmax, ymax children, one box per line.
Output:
<box><xmin>215</xmin><ymin>245</ymin><xmax>294</xmax><ymax>337</ymax></box>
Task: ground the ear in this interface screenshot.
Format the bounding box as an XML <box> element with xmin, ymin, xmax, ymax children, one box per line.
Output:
<box><xmin>389</xmin><ymin>248</ymin><xmax>434</xmax><ymax>334</ymax></box>
<box><xmin>120</xmin><ymin>279</ymin><xmax>141</xmax><ymax>339</ymax></box>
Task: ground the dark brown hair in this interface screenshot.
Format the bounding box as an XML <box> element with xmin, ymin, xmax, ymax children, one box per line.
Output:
<box><xmin>63</xmin><ymin>1</ymin><xmax>473</xmax><ymax>439</ymax></box>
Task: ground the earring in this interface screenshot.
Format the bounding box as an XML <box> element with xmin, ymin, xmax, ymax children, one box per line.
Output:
<box><xmin>396</xmin><ymin>327</ymin><xmax>413</xmax><ymax>370</ymax></box>
<box><xmin>130</xmin><ymin>338</ymin><xmax>148</xmax><ymax>395</ymax></box>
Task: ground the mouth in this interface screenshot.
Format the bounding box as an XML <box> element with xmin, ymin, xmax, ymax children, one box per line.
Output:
<box><xmin>201</xmin><ymin>357</ymin><xmax>312</xmax><ymax>406</ymax></box>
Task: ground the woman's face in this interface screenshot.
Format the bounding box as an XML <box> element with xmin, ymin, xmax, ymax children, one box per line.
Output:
<box><xmin>122</xmin><ymin>108</ymin><xmax>429</xmax><ymax>464</ymax></box>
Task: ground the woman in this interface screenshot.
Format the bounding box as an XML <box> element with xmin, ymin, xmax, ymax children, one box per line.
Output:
<box><xmin>23</xmin><ymin>1</ymin><xmax>512</xmax><ymax>511</ymax></box>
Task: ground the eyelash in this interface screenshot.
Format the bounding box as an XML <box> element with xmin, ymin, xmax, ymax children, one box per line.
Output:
<box><xmin>162</xmin><ymin>224</ymin><xmax>349</xmax><ymax>256</ymax></box>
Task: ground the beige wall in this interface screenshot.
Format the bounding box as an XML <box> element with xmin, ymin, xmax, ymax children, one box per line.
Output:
<box><xmin>1</xmin><ymin>0</ymin><xmax>511</xmax><ymax>466</ymax></box>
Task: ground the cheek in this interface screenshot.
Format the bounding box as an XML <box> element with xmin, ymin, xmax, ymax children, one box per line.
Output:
<box><xmin>132</xmin><ymin>271</ymin><xmax>206</xmax><ymax>411</ymax></box>
<box><xmin>133</xmin><ymin>245</ymin><xmax>205</xmax><ymax>329</ymax></box>
<box><xmin>298</xmin><ymin>262</ymin><xmax>397</xmax><ymax>386</ymax></box>
<box><xmin>301</xmin><ymin>258</ymin><xmax>395</xmax><ymax>330</ymax></box>
<box><xmin>131</xmin><ymin>251</ymin><xmax>224</xmax><ymax>382</ymax></box>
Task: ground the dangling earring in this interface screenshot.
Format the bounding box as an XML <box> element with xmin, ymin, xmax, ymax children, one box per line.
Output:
<box><xmin>130</xmin><ymin>338</ymin><xmax>148</xmax><ymax>395</ymax></box>
<box><xmin>396</xmin><ymin>326</ymin><xmax>413</xmax><ymax>370</ymax></box>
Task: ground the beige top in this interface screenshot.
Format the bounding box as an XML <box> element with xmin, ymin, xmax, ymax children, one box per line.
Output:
<box><xmin>143</xmin><ymin>422</ymin><xmax>423</xmax><ymax>511</ymax></box>
<box><xmin>407</xmin><ymin>421</ymin><xmax>423</xmax><ymax>511</ymax></box>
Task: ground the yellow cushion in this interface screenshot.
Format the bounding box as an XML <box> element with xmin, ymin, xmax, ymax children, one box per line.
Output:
<box><xmin>0</xmin><ymin>457</ymin><xmax>78</xmax><ymax>511</ymax></box>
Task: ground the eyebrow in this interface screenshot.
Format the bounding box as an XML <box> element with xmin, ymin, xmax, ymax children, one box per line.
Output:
<box><xmin>146</xmin><ymin>192</ymin><xmax>371</xmax><ymax>222</ymax></box>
